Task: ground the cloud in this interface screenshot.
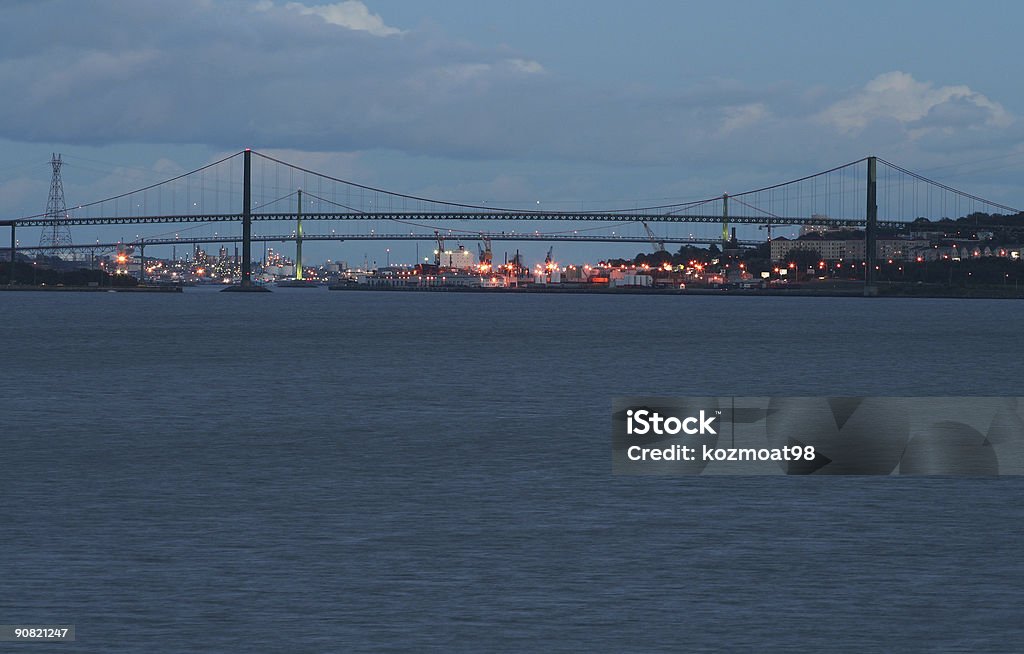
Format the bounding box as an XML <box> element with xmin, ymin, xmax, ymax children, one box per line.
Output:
<box><xmin>284</xmin><ymin>1</ymin><xmax>403</xmax><ymax>37</ymax></box>
<box><xmin>505</xmin><ymin>58</ymin><xmax>544</xmax><ymax>74</ymax></box>
<box><xmin>718</xmin><ymin>103</ymin><xmax>767</xmax><ymax>135</ymax></box>
<box><xmin>819</xmin><ymin>71</ymin><xmax>1013</xmax><ymax>134</ymax></box>
<box><xmin>26</xmin><ymin>49</ymin><xmax>160</xmax><ymax>106</ymax></box>
<box><xmin>0</xmin><ymin>2</ymin><xmax>1019</xmax><ymax>183</ymax></box>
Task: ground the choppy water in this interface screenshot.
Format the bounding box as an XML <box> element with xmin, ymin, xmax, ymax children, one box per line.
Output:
<box><xmin>2</xmin><ymin>289</ymin><xmax>1023</xmax><ymax>652</ymax></box>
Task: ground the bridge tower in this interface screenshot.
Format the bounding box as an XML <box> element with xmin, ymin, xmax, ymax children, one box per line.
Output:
<box><xmin>222</xmin><ymin>148</ymin><xmax>269</xmax><ymax>291</ymax></box>
<box><xmin>295</xmin><ymin>189</ymin><xmax>303</xmax><ymax>280</ymax></box>
<box><xmin>242</xmin><ymin>148</ymin><xmax>251</xmax><ymax>285</ymax></box>
<box><xmin>7</xmin><ymin>222</ymin><xmax>14</xmax><ymax>285</ymax></box>
<box><xmin>864</xmin><ymin>156</ymin><xmax>878</xmax><ymax>296</ymax></box>
<box><xmin>39</xmin><ymin>153</ymin><xmax>73</xmax><ymax>256</ymax></box>
<box><xmin>721</xmin><ymin>193</ymin><xmax>729</xmax><ymax>249</ymax></box>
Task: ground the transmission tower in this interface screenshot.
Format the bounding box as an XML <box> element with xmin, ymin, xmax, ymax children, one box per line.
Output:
<box><xmin>39</xmin><ymin>153</ymin><xmax>73</xmax><ymax>256</ymax></box>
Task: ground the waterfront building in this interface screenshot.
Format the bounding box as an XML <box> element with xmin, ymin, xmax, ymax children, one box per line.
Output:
<box><xmin>771</xmin><ymin>232</ymin><xmax>930</xmax><ymax>263</ymax></box>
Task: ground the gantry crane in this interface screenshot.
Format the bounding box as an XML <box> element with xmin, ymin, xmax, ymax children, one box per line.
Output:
<box><xmin>641</xmin><ymin>221</ymin><xmax>666</xmax><ymax>252</ymax></box>
<box><xmin>478</xmin><ymin>233</ymin><xmax>492</xmax><ymax>268</ymax></box>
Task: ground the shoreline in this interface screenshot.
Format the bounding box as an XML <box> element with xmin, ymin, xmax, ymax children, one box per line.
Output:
<box><xmin>2</xmin><ymin>283</ymin><xmax>1019</xmax><ymax>299</ymax></box>
<box><xmin>0</xmin><ymin>284</ymin><xmax>183</xmax><ymax>293</ymax></box>
<box><xmin>327</xmin><ymin>284</ymin><xmax>1024</xmax><ymax>299</ymax></box>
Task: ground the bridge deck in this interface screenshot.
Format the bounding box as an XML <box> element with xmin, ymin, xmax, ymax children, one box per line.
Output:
<box><xmin>1</xmin><ymin>211</ymin><xmax>899</xmax><ymax>228</ymax></box>
<box><xmin>10</xmin><ymin>233</ymin><xmax>764</xmax><ymax>252</ymax></box>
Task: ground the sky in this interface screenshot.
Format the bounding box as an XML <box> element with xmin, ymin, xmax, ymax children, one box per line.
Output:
<box><xmin>2</xmin><ymin>0</ymin><xmax>1024</xmax><ymax>265</ymax></box>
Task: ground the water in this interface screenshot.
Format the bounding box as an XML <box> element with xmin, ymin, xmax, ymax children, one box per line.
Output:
<box><xmin>2</xmin><ymin>289</ymin><xmax>1023</xmax><ymax>652</ymax></box>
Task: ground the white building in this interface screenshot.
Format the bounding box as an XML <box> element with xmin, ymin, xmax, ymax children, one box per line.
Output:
<box><xmin>441</xmin><ymin>246</ymin><xmax>475</xmax><ymax>270</ymax></box>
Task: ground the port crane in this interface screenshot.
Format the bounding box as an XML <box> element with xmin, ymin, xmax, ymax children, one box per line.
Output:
<box><xmin>477</xmin><ymin>234</ymin><xmax>493</xmax><ymax>268</ymax></box>
<box><xmin>641</xmin><ymin>221</ymin><xmax>666</xmax><ymax>252</ymax></box>
<box><xmin>433</xmin><ymin>230</ymin><xmax>445</xmax><ymax>266</ymax></box>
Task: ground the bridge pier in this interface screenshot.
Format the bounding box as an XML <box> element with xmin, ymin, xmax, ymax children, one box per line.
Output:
<box><xmin>864</xmin><ymin>156</ymin><xmax>878</xmax><ymax>296</ymax></box>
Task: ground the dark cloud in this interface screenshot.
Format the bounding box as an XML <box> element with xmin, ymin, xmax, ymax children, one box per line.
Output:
<box><xmin>0</xmin><ymin>1</ymin><xmax>1020</xmax><ymax>179</ymax></box>
<box><xmin>0</xmin><ymin>1</ymin><xmax>561</xmax><ymax>155</ymax></box>
<box><xmin>912</xmin><ymin>98</ymin><xmax>992</xmax><ymax>130</ymax></box>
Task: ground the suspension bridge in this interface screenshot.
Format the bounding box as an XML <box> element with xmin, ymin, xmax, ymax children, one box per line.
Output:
<box><xmin>10</xmin><ymin>233</ymin><xmax>763</xmax><ymax>252</ymax></box>
<box><xmin>2</xmin><ymin>149</ymin><xmax>1021</xmax><ymax>291</ymax></box>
